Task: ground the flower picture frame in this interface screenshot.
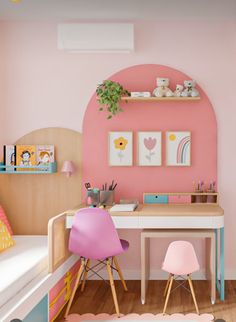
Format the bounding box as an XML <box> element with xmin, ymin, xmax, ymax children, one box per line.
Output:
<box><xmin>109</xmin><ymin>132</ymin><xmax>133</xmax><ymax>166</ymax></box>
<box><xmin>137</xmin><ymin>132</ymin><xmax>162</xmax><ymax>166</ymax></box>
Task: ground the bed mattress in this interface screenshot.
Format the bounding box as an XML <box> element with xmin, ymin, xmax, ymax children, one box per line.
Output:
<box><xmin>0</xmin><ymin>235</ymin><xmax>48</xmax><ymax>308</ymax></box>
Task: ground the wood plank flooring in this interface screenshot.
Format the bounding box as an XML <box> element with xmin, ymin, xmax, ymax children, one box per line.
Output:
<box><xmin>56</xmin><ymin>280</ymin><xmax>236</xmax><ymax>321</ymax></box>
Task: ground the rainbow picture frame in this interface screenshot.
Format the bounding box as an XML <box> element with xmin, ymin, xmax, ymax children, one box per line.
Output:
<box><xmin>166</xmin><ymin>131</ymin><xmax>191</xmax><ymax>166</ymax></box>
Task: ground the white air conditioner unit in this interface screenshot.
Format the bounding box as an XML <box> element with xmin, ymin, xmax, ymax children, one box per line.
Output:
<box><xmin>57</xmin><ymin>23</ymin><xmax>134</xmax><ymax>53</ymax></box>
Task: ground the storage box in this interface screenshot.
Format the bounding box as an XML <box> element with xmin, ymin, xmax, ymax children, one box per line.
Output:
<box><xmin>169</xmin><ymin>195</ymin><xmax>191</xmax><ymax>204</ymax></box>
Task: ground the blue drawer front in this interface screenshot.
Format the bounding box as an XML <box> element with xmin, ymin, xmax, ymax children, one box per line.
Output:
<box><xmin>23</xmin><ymin>294</ymin><xmax>48</xmax><ymax>322</ymax></box>
<box><xmin>144</xmin><ymin>195</ymin><xmax>168</xmax><ymax>204</ymax></box>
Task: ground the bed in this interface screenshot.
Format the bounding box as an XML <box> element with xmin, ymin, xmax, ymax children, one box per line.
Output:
<box><xmin>0</xmin><ymin>211</ymin><xmax>79</xmax><ymax>322</ymax></box>
<box><xmin>0</xmin><ymin>236</ymin><xmax>48</xmax><ymax>308</ymax></box>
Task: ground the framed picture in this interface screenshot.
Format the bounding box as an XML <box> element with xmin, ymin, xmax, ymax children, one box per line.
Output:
<box><xmin>166</xmin><ymin>131</ymin><xmax>191</xmax><ymax>166</ymax></box>
<box><xmin>137</xmin><ymin>132</ymin><xmax>162</xmax><ymax>166</ymax></box>
<box><xmin>109</xmin><ymin>132</ymin><xmax>133</xmax><ymax>166</ymax></box>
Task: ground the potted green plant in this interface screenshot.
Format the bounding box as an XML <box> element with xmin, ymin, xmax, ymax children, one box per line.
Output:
<box><xmin>96</xmin><ymin>80</ymin><xmax>130</xmax><ymax>119</ymax></box>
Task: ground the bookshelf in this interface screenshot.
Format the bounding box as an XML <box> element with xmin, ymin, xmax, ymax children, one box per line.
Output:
<box><xmin>0</xmin><ymin>162</ymin><xmax>57</xmax><ymax>174</ymax></box>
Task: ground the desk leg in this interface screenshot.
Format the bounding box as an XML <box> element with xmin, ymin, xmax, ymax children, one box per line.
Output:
<box><xmin>206</xmin><ymin>236</ymin><xmax>216</xmax><ymax>304</ymax></box>
<box><xmin>220</xmin><ymin>227</ymin><xmax>225</xmax><ymax>301</ymax></box>
<box><xmin>141</xmin><ymin>235</ymin><xmax>150</xmax><ymax>305</ymax></box>
<box><xmin>215</xmin><ymin>228</ymin><xmax>225</xmax><ymax>301</ymax></box>
<box><xmin>215</xmin><ymin>229</ymin><xmax>218</xmax><ymax>292</ymax></box>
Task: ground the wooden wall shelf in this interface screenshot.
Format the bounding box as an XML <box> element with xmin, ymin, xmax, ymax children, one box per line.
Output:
<box><xmin>0</xmin><ymin>162</ymin><xmax>57</xmax><ymax>174</ymax></box>
<box><xmin>121</xmin><ymin>96</ymin><xmax>201</xmax><ymax>102</ymax></box>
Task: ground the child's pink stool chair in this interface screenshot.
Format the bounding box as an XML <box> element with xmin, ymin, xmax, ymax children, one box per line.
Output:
<box><xmin>162</xmin><ymin>240</ymin><xmax>200</xmax><ymax>314</ymax></box>
<box><xmin>65</xmin><ymin>207</ymin><xmax>129</xmax><ymax>318</ymax></box>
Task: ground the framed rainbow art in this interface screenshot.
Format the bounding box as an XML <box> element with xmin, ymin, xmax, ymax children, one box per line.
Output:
<box><xmin>166</xmin><ymin>131</ymin><xmax>191</xmax><ymax>166</ymax></box>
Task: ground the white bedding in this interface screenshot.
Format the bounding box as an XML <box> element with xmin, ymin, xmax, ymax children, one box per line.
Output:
<box><xmin>0</xmin><ymin>235</ymin><xmax>48</xmax><ymax>308</ymax></box>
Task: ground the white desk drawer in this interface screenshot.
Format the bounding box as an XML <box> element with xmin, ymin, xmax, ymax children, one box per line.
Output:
<box><xmin>139</xmin><ymin>216</ymin><xmax>224</xmax><ymax>229</ymax></box>
<box><xmin>111</xmin><ymin>216</ymin><xmax>139</xmax><ymax>229</ymax></box>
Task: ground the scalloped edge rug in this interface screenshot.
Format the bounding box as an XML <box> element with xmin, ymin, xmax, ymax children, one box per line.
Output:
<box><xmin>66</xmin><ymin>313</ymin><xmax>215</xmax><ymax>322</ymax></box>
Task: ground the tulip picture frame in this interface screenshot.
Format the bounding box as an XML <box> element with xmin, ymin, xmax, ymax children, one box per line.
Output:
<box><xmin>137</xmin><ymin>131</ymin><xmax>162</xmax><ymax>166</ymax></box>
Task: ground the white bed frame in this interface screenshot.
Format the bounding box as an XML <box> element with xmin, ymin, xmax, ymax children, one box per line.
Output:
<box><xmin>0</xmin><ymin>211</ymin><xmax>78</xmax><ymax>322</ymax></box>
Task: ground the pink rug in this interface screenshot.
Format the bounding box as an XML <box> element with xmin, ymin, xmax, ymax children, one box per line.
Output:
<box><xmin>66</xmin><ymin>313</ymin><xmax>214</xmax><ymax>322</ymax></box>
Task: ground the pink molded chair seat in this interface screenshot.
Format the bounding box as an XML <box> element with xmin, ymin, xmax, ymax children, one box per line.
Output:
<box><xmin>162</xmin><ymin>240</ymin><xmax>200</xmax><ymax>275</ymax></box>
<box><xmin>69</xmin><ymin>207</ymin><xmax>129</xmax><ymax>260</ymax></box>
<box><xmin>162</xmin><ymin>241</ymin><xmax>200</xmax><ymax>315</ymax></box>
<box><xmin>65</xmin><ymin>207</ymin><xmax>129</xmax><ymax>318</ymax></box>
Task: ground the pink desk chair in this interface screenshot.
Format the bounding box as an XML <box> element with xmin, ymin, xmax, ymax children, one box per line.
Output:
<box><xmin>162</xmin><ymin>241</ymin><xmax>200</xmax><ymax>315</ymax></box>
<box><xmin>65</xmin><ymin>207</ymin><xmax>129</xmax><ymax>318</ymax></box>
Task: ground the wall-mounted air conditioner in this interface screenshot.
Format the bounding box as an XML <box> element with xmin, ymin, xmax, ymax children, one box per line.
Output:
<box><xmin>57</xmin><ymin>23</ymin><xmax>134</xmax><ymax>53</ymax></box>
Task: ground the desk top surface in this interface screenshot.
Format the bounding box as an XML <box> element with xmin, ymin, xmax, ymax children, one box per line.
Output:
<box><xmin>66</xmin><ymin>203</ymin><xmax>224</xmax><ymax>217</ymax></box>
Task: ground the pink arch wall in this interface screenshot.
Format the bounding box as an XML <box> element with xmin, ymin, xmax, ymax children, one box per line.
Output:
<box><xmin>82</xmin><ymin>64</ymin><xmax>217</xmax><ymax>202</ymax></box>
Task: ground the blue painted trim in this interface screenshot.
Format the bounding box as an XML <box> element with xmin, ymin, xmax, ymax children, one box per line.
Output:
<box><xmin>215</xmin><ymin>229</ymin><xmax>219</xmax><ymax>292</ymax></box>
<box><xmin>220</xmin><ymin>227</ymin><xmax>225</xmax><ymax>301</ymax></box>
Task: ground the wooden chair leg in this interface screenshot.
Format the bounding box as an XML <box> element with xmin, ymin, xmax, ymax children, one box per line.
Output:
<box><xmin>81</xmin><ymin>259</ymin><xmax>90</xmax><ymax>292</ymax></box>
<box><xmin>188</xmin><ymin>275</ymin><xmax>199</xmax><ymax>314</ymax></box>
<box><xmin>163</xmin><ymin>274</ymin><xmax>171</xmax><ymax>297</ymax></box>
<box><xmin>64</xmin><ymin>258</ymin><xmax>85</xmax><ymax>318</ymax></box>
<box><xmin>113</xmin><ymin>256</ymin><xmax>128</xmax><ymax>291</ymax></box>
<box><xmin>163</xmin><ymin>274</ymin><xmax>174</xmax><ymax>314</ymax></box>
<box><xmin>106</xmin><ymin>258</ymin><xmax>120</xmax><ymax>317</ymax></box>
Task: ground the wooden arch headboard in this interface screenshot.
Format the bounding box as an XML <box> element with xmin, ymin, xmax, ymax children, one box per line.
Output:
<box><xmin>0</xmin><ymin>127</ymin><xmax>82</xmax><ymax>234</ymax></box>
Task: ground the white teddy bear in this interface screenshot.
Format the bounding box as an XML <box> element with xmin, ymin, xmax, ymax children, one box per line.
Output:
<box><xmin>181</xmin><ymin>80</ymin><xmax>199</xmax><ymax>97</ymax></box>
<box><xmin>153</xmin><ymin>78</ymin><xmax>173</xmax><ymax>97</ymax></box>
<box><xmin>174</xmin><ymin>84</ymin><xmax>184</xmax><ymax>97</ymax></box>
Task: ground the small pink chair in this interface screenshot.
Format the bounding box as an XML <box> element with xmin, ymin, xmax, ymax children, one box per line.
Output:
<box><xmin>162</xmin><ymin>241</ymin><xmax>200</xmax><ymax>314</ymax></box>
<box><xmin>65</xmin><ymin>208</ymin><xmax>129</xmax><ymax>318</ymax></box>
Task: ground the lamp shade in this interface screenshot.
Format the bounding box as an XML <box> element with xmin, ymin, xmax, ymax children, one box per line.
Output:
<box><xmin>61</xmin><ymin>160</ymin><xmax>75</xmax><ymax>177</ymax></box>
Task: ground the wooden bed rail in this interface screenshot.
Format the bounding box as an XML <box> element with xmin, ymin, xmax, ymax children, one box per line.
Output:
<box><xmin>48</xmin><ymin>211</ymin><xmax>72</xmax><ymax>273</ymax></box>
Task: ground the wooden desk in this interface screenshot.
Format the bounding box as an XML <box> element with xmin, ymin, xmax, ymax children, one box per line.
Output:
<box><xmin>66</xmin><ymin>204</ymin><xmax>224</xmax><ymax>301</ymax></box>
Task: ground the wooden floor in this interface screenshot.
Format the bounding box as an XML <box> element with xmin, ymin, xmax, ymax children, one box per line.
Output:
<box><xmin>56</xmin><ymin>280</ymin><xmax>236</xmax><ymax>321</ymax></box>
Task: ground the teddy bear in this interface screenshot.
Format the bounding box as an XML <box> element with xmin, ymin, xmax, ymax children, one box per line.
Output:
<box><xmin>153</xmin><ymin>78</ymin><xmax>173</xmax><ymax>97</ymax></box>
<box><xmin>181</xmin><ymin>80</ymin><xmax>199</xmax><ymax>97</ymax></box>
<box><xmin>174</xmin><ymin>84</ymin><xmax>184</xmax><ymax>97</ymax></box>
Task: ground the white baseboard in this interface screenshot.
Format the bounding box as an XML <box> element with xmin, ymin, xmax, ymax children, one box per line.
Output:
<box><xmin>89</xmin><ymin>269</ymin><xmax>235</xmax><ymax>280</ymax></box>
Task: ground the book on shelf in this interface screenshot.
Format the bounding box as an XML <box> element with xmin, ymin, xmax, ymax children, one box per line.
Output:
<box><xmin>3</xmin><ymin>145</ymin><xmax>16</xmax><ymax>172</ymax></box>
<box><xmin>36</xmin><ymin>145</ymin><xmax>55</xmax><ymax>170</ymax></box>
<box><xmin>16</xmin><ymin>145</ymin><xmax>37</xmax><ymax>171</ymax></box>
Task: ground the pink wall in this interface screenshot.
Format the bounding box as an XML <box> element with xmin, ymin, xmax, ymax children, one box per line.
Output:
<box><xmin>82</xmin><ymin>64</ymin><xmax>217</xmax><ymax>203</ymax></box>
<box><xmin>0</xmin><ymin>20</ymin><xmax>236</xmax><ymax>276</ymax></box>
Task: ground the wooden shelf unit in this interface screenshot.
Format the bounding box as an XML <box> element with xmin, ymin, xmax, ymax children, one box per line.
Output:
<box><xmin>121</xmin><ymin>96</ymin><xmax>201</xmax><ymax>102</ymax></box>
<box><xmin>143</xmin><ymin>192</ymin><xmax>218</xmax><ymax>205</ymax></box>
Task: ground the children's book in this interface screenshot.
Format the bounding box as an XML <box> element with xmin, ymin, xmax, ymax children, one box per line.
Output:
<box><xmin>36</xmin><ymin>145</ymin><xmax>55</xmax><ymax>170</ymax></box>
<box><xmin>3</xmin><ymin>145</ymin><xmax>16</xmax><ymax>172</ymax></box>
<box><xmin>16</xmin><ymin>145</ymin><xmax>36</xmax><ymax>171</ymax></box>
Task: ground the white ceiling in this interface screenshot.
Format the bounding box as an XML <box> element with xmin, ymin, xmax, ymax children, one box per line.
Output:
<box><xmin>0</xmin><ymin>0</ymin><xmax>236</xmax><ymax>21</ymax></box>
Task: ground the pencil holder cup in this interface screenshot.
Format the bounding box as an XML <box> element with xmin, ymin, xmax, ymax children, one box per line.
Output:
<box><xmin>206</xmin><ymin>190</ymin><xmax>216</xmax><ymax>203</ymax></box>
<box><xmin>100</xmin><ymin>190</ymin><xmax>114</xmax><ymax>206</ymax></box>
<box><xmin>194</xmin><ymin>190</ymin><xmax>203</xmax><ymax>203</ymax></box>
<box><xmin>86</xmin><ymin>189</ymin><xmax>100</xmax><ymax>206</ymax></box>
